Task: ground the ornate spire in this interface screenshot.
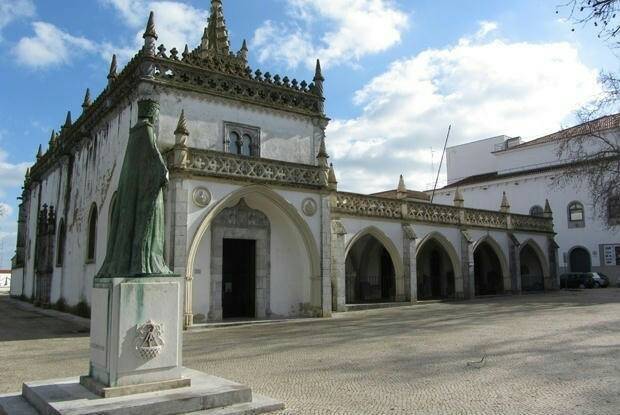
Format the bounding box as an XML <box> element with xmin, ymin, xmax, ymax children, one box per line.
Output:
<box><xmin>328</xmin><ymin>163</ymin><xmax>338</xmax><ymax>191</ymax></box>
<box><xmin>500</xmin><ymin>191</ymin><xmax>510</xmax><ymax>213</ymax></box>
<box><xmin>200</xmin><ymin>0</ymin><xmax>230</xmax><ymax>56</ymax></box>
<box><xmin>453</xmin><ymin>187</ymin><xmax>464</xmax><ymax>208</ymax></box>
<box><xmin>107</xmin><ymin>54</ymin><xmax>118</xmax><ymax>85</ymax></box>
<box><xmin>237</xmin><ymin>39</ymin><xmax>248</xmax><ymax>61</ymax></box>
<box><xmin>82</xmin><ymin>88</ymin><xmax>92</xmax><ymax>111</ymax></box>
<box><xmin>142</xmin><ymin>11</ymin><xmax>158</xmax><ymax>56</ymax></box>
<box><xmin>313</xmin><ymin>59</ymin><xmax>324</xmax><ymax>97</ymax></box>
<box><xmin>36</xmin><ymin>144</ymin><xmax>42</xmax><ymax>159</ymax></box>
<box><xmin>174</xmin><ymin>109</ymin><xmax>190</xmax><ymax>139</ymax></box>
<box><xmin>544</xmin><ymin>199</ymin><xmax>553</xmax><ymax>218</ymax></box>
<box><xmin>48</xmin><ymin>130</ymin><xmax>57</xmax><ymax>149</ymax></box>
<box><xmin>397</xmin><ymin>175</ymin><xmax>407</xmax><ymax>199</ymax></box>
<box><xmin>143</xmin><ymin>11</ymin><xmax>158</xmax><ymax>40</ymax></box>
<box><xmin>316</xmin><ymin>135</ymin><xmax>329</xmax><ymax>168</ymax></box>
<box><xmin>63</xmin><ymin>111</ymin><xmax>72</xmax><ymax>129</ymax></box>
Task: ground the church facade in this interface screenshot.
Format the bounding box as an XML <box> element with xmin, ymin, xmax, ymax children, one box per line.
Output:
<box><xmin>10</xmin><ymin>1</ymin><xmax>557</xmax><ymax>328</ymax></box>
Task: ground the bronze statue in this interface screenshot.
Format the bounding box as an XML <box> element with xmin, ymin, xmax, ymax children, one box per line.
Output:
<box><xmin>97</xmin><ymin>99</ymin><xmax>172</xmax><ymax>278</ymax></box>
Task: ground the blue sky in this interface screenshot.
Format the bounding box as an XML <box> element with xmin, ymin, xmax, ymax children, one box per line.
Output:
<box><xmin>0</xmin><ymin>0</ymin><xmax>617</xmax><ymax>267</ymax></box>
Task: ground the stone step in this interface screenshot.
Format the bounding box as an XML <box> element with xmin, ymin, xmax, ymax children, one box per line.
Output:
<box><xmin>344</xmin><ymin>302</ymin><xmax>411</xmax><ymax>312</ymax></box>
<box><xmin>187</xmin><ymin>394</ymin><xmax>284</xmax><ymax>414</ymax></box>
<box><xmin>18</xmin><ymin>368</ymin><xmax>269</xmax><ymax>415</ymax></box>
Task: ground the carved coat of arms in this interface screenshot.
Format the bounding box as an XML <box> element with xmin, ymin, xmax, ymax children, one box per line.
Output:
<box><xmin>135</xmin><ymin>320</ymin><xmax>164</xmax><ymax>360</ymax></box>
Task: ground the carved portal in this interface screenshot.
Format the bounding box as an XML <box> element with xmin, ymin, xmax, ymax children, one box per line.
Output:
<box><xmin>209</xmin><ymin>198</ymin><xmax>270</xmax><ymax>321</ymax></box>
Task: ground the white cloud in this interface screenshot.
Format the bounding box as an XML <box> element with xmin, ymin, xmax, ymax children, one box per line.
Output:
<box><xmin>101</xmin><ymin>0</ymin><xmax>209</xmax><ymax>60</ymax></box>
<box><xmin>0</xmin><ymin>148</ymin><xmax>29</xmax><ymax>197</ymax></box>
<box><xmin>327</xmin><ymin>23</ymin><xmax>601</xmax><ymax>193</ymax></box>
<box><xmin>0</xmin><ymin>0</ymin><xmax>35</xmax><ymax>40</ymax></box>
<box><xmin>252</xmin><ymin>0</ymin><xmax>409</xmax><ymax>69</ymax></box>
<box><xmin>13</xmin><ymin>21</ymin><xmax>97</xmax><ymax>68</ymax></box>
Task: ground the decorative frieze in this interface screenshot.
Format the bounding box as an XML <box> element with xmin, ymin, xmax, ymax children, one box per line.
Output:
<box><xmin>143</xmin><ymin>55</ymin><xmax>324</xmax><ymax>117</ymax></box>
<box><xmin>332</xmin><ymin>192</ymin><xmax>554</xmax><ymax>233</ymax></box>
<box><xmin>169</xmin><ymin>147</ymin><xmax>327</xmax><ymax>189</ymax></box>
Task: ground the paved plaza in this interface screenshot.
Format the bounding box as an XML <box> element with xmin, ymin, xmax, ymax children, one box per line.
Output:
<box><xmin>1</xmin><ymin>289</ymin><xmax>619</xmax><ymax>414</ymax></box>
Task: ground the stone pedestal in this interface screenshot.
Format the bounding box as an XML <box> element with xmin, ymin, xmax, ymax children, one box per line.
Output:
<box><xmin>0</xmin><ymin>275</ymin><xmax>284</xmax><ymax>414</ymax></box>
<box><xmin>84</xmin><ymin>276</ymin><xmax>184</xmax><ymax>391</ymax></box>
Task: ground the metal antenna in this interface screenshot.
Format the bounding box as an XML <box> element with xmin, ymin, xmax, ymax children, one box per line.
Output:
<box><xmin>431</xmin><ymin>125</ymin><xmax>451</xmax><ymax>203</ymax></box>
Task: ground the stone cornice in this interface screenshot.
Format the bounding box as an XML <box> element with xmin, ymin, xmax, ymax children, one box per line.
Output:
<box><xmin>142</xmin><ymin>54</ymin><xmax>326</xmax><ymax>118</ymax></box>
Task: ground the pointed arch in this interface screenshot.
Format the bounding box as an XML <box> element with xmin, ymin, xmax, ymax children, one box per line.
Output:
<box><xmin>185</xmin><ymin>184</ymin><xmax>321</xmax><ymax>326</ymax></box>
<box><xmin>473</xmin><ymin>235</ymin><xmax>509</xmax><ymax>295</ymax></box>
<box><xmin>345</xmin><ymin>226</ymin><xmax>404</xmax><ymax>278</ymax></box>
<box><xmin>416</xmin><ymin>231</ymin><xmax>461</xmax><ymax>278</ymax></box>
<box><xmin>519</xmin><ymin>238</ymin><xmax>550</xmax><ymax>277</ymax></box>
<box><xmin>472</xmin><ymin>235</ymin><xmax>509</xmax><ymax>279</ymax></box>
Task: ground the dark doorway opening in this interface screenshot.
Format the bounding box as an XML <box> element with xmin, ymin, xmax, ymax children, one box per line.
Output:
<box><xmin>520</xmin><ymin>244</ymin><xmax>545</xmax><ymax>291</ymax></box>
<box><xmin>569</xmin><ymin>247</ymin><xmax>591</xmax><ymax>272</ymax></box>
<box><xmin>416</xmin><ymin>239</ymin><xmax>456</xmax><ymax>300</ymax></box>
<box><xmin>345</xmin><ymin>234</ymin><xmax>396</xmax><ymax>304</ymax></box>
<box><xmin>222</xmin><ymin>239</ymin><xmax>256</xmax><ymax>319</ymax></box>
<box><xmin>474</xmin><ymin>241</ymin><xmax>504</xmax><ymax>296</ymax></box>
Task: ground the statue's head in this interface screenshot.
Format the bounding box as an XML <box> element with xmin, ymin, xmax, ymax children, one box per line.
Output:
<box><xmin>137</xmin><ymin>99</ymin><xmax>160</xmax><ymax>123</ymax></box>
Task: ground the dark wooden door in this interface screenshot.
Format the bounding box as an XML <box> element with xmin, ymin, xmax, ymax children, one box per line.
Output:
<box><xmin>222</xmin><ymin>239</ymin><xmax>256</xmax><ymax>319</ymax></box>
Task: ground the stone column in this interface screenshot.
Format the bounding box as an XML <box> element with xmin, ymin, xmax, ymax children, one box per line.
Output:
<box><xmin>330</xmin><ymin>218</ymin><xmax>347</xmax><ymax>312</ymax></box>
<box><xmin>547</xmin><ymin>237</ymin><xmax>560</xmax><ymax>290</ymax></box>
<box><xmin>508</xmin><ymin>233</ymin><xmax>521</xmax><ymax>294</ymax></box>
<box><xmin>168</xmin><ymin>179</ymin><xmax>191</xmax><ymax>328</ymax></box>
<box><xmin>319</xmin><ymin>194</ymin><xmax>333</xmax><ymax>316</ymax></box>
<box><xmin>402</xmin><ymin>223</ymin><xmax>417</xmax><ymax>302</ymax></box>
<box><xmin>460</xmin><ymin>229</ymin><xmax>475</xmax><ymax>299</ymax></box>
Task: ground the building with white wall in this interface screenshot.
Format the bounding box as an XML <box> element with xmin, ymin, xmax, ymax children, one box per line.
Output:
<box><xmin>10</xmin><ymin>1</ymin><xmax>557</xmax><ymax>327</ymax></box>
<box><xmin>432</xmin><ymin>114</ymin><xmax>620</xmax><ymax>284</ymax></box>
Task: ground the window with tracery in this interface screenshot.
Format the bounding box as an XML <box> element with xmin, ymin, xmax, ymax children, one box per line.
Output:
<box><xmin>224</xmin><ymin>122</ymin><xmax>260</xmax><ymax>157</ymax></box>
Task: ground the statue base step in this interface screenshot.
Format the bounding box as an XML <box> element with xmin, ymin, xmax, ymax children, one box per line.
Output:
<box><xmin>0</xmin><ymin>368</ymin><xmax>283</xmax><ymax>415</ymax></box>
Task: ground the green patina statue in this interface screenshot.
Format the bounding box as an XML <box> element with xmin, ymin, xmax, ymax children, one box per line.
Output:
<box><xmin>96</xmin><ymin>99</ymin><xmax>172</xmax><ymax>278</ymax></box>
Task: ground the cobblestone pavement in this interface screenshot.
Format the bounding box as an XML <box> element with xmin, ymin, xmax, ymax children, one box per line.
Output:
<box><xmin>1</xmin><ymin>289</ymin><xmax>619</xmax><ymax>414</ymax></box>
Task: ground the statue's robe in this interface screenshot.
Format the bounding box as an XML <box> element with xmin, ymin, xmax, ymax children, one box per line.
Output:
<box><xmin>97</xmin><ymin>118</ymin><xmax>172</xmax><ymax>278</ymax></box>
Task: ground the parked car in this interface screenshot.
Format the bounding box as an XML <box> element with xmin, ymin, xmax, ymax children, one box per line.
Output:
<box><xmin>559</xmin><ymin>273</ymin><xmax>595</xmax><ymax>289</ymax></box>
<box><xmin>589</xmin><ymin>272</ymin><xmax>610</xmax><ymax>288</ymax></box>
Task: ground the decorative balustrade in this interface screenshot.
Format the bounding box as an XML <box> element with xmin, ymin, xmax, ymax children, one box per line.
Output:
<box><xmin>332</xmin><ymin>192</ymin><xmax>554</xmax><ymax>233</ymax></box>
<box><xmin>462</xmin><ymin>209</ymin><xmax>508</xmax><ymax>228</ymax></box>
<box><xmin>511</xmin><ymin>213</ymin><xmax>554</xmax><ymax>233</ymax></box>
<box><xmin>169</xmin><ymin>147</ymin><xmax>326</xmax><ymax>189</ymax></box>
<box><xmin>333</xmin><ymin>192</ymin><xmax>401</xmax><ymax>219</ymax></box>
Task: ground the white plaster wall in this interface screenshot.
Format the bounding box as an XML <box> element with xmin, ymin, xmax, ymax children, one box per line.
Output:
<box><xmin>20</xmin><ymin>100</ymin><xmax>138</xmax><ymax>307</ymax></box>
<box><xmin>446</xmin><ymin>135</ymin><xmax>506</xmax><ymax>184</ymax></box>
<box><xmin>156</xmin><ymin>89</ymin><xmax>318</xmax><ymax>165</ymax></box>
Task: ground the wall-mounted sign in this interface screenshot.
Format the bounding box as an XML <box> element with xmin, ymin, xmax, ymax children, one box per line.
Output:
<box><xmin>602</xmin><ymin>244</ymin><xmax>620</xmax><ymax>266</ymax></box>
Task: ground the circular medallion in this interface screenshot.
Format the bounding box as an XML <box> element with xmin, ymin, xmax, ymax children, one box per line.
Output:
<box><xmin>192</xmin><ymin>187</ymin><xmax>211</xmax><ymax>208</ymax></box>
<box><xmin>302</xmin><ymin>198</ymin><xmax>318</xmax><ymax>217</ymax></box>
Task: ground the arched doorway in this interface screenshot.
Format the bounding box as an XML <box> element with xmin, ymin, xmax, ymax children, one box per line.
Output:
<box><xmin>474</xmin><ymin>241</ymin><xmax>504</xmax><ymax>296</ymax></box>
<box><xmin>345</xmin><ymin>234</ymin><xmax>396</xmax><ymax>304</ymax></box>
<box><xmin>520</xmin><ymin>244</ymin><xmax>544</xmax><ymax>291</ymax></box>
<box><xmin>569</xmin><ymin>247</ymin><xmax>591</xmax><ymax>272</ymax></box>
<box><xmin>185</xmin><ymin>185</ymin><xmax>320</xmax><ymax>326</ymax></box>
<box><xmin>416</xmin><ymin>238</ymin><xmax>456</xmax><ymax>300</ymax></box>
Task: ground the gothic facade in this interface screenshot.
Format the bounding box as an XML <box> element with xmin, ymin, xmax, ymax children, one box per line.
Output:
<box><xmin>10</xmin><ymin>1</ymin><xmax>557</xmax><ymax>328</ymax></box>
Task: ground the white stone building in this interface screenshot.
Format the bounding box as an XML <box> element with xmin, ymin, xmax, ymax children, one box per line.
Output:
<box><xmin>431</xmin><ymin>115</ymin><xmax>620</xmax><ymax>285</ymax></box>
<box><xmin>10</xmin><ymin>1</ymin><xmax>557</xmax><ymax>327</ymax></box>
